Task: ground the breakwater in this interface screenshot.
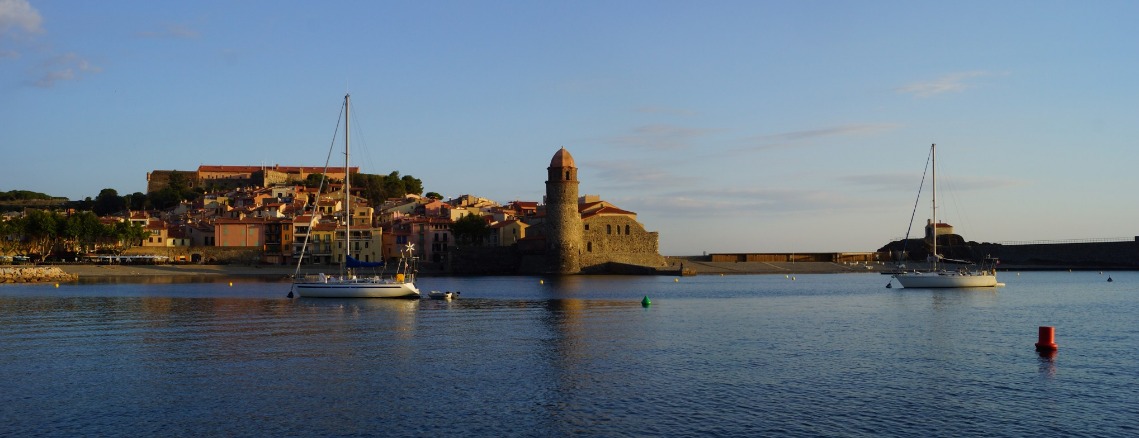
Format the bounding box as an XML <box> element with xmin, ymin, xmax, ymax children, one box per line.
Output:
<box><xmin>0</xmin><ymin>266</ymin><xmax>78</xmax><ymax>284</ymax></box>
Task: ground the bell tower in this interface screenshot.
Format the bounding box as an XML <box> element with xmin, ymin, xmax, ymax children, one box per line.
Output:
<box><xmin>545</xmin><ymin>147</ymin><xmax>582</xmax><ymax>274</ymax></box>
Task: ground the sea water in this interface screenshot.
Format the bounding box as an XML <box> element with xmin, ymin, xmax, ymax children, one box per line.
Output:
<box><xmin>1</xmin><ymin>272</ymin><xmax>1136</xmax><ymax>437</ymax></box>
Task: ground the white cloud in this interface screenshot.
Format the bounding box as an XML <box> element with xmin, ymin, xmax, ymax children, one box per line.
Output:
<box><xmin>33</xmin><ymin>52</ymin><xmax>101</xmax><ymax>88</ymax></box>
<box><xmin>896</xmin><ymin>71</ymin><xmax>993</xmax><ymax>98</ymax></box>
<box><xmin>0</xmin><ymin>0</ymin><xmax>42</xmax><ymax>35</ymax></box>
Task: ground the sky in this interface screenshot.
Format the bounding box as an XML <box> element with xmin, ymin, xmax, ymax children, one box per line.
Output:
<box><xmin>2</xmin><ymin>1</ymin><xmax>1137</xmax><ymax>255</ymax></box>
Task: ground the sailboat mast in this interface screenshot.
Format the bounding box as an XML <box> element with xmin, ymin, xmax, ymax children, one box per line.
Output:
<box><xmin>931</xmin><ymin>143</ymin><xmax>937</xmax><ymax>270</ymax></box>
<box><xmin>344</xmin><ymin>93</ymin><xmax>351</xmax><ymax>268</ymax></box>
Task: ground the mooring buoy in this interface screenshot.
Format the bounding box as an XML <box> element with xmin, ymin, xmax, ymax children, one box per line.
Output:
<box><xmin>1035</xmin><ymin>326</ymin><xmax>1058</xmax><ymax>352</ymax></box>
<box><xmin>641</xmin><ymin>296</ymin><xmax>651</xmax><ymax>307</ymax></box>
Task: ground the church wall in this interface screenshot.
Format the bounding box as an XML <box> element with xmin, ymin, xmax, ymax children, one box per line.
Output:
<box><xmin>580</xmin><ymin>216</ymin><xmax>665</xmax><ymax>269</ymax></box>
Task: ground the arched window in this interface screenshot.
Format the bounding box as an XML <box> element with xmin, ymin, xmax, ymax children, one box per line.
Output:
<box><xmin>606</xmin><ymin>224</ymin><xmax>612</xmax><ymax>234</ymax></box>
<box><xmin>587</xmin><ymin>241</ymin><xmax>592</xmax><ymax>252</ymax></box>
<box><xmin>625</xmin><ymin>225</ymin><xmax>630</xmax><ymax>235</ymax></box>
<box><xmin>565</xmin><ymin>170</ymin><xmax>571</xmax><ymax>180</ymax></box>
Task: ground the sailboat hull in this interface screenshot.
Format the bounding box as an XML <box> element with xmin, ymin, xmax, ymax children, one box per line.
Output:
<box><xmin>894</xmin><ymin>272</ymin><xmax>997</xmax><ymax>288</ymax></box>
<box><xmin>294</xmin><ymin>280</ymin><xmax>420</xmax><ymax>298</ymax></box>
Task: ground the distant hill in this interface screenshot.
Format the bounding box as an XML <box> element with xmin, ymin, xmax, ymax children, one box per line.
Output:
<box><xmin>0</xmin><ymin>190</ymin><xmax>69</xmax><ymax>211</ymax></box>
<box><xmin>0</xmin><ymin>190</ymin><xmax>61</xmax><ymax>202</ymax></box>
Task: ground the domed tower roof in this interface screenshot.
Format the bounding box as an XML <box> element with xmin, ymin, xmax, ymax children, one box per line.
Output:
<box><xmin>549</xmin><ymin>147</ymin><xmax>576</xmax><ymax>168</ymax></box>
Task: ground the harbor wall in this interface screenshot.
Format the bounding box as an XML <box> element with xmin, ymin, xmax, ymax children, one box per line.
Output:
<box><xmin>976</xmin><ymin>239</ymin><xmax>1139</xmax><ymax>268</ymax></box>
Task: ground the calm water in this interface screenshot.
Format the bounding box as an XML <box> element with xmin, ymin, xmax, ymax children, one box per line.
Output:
<box><xmin>1</xmin><ymin>272</ymin><xmax>1136</xmax><ymax>437</ymax></box>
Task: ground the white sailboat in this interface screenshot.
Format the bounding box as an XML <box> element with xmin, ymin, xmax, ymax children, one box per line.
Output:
<box><xmin>290</xmin><ymin>94</ymin><xmax>421</xmax><ymax>299</ymax></box>
<box><xmin>894</xmin><ymin>144</ymin><xmax>998</xmax><ymax>288</ymax></box>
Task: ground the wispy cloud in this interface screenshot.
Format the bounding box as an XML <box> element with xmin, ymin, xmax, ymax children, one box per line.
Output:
<box><xmin>635</xmin><ymin>106</ymin><xmax>697</xmax><ymax>116</ymax></box>
<box><xmin>739</xmin><ymin>123</ymin><xmax>900</xmax><ymax>152</ymax></box>
<box><xmin>840</xmin><ymin>172</ymin><xmax>1025</xmax><ymax>193</ymax></box>
<box><xmin>934</xmin><ymin>174</ymin><xmax>1026</xmax><ymax>192</ymax></box>
<box><xmin>0</xmin><ymin>0</ymin><xmax>43</xmax><ymax>35</ymax></box>
<box><xmin>33</xmin><ymin>52</ymin><xmax>101</xmax><ymax>88</ymax></box>
<box><xmin>896</xmin><ymin>71</ymin><xmax>994</xmax><ymax>98</ymax></box>
<box><xmin>587</xmin><ymin>159</ymin><xmax>701</xmax><ymax>189</ymax></box>
<box><xmin>838</xmin><ymin>173</ymin><xmax>923</xmax><ymax>192</ymax></box>
<box><xmin>602</xmin><ymin>123</ymin><xmax>716</xmax><ymax>151</ymax></box>
<box><xmin>137</xmin><ymin>23</ymin><xmax>200</xmax><ymax>39</ymax></box>
<box><xmin>624</xmin><ymin>187</ymin><xmax>873</xmax><ymax>218</ymax></box>
<box><xmin>1</xmin><ymin>1</ymin><xmax>100</xmax><ymax>88</ymax></box>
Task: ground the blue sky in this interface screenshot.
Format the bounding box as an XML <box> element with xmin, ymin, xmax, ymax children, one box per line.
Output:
<box><xmin>2</xmin><ymin>1</ymin><xmax>1137</xmax><ymax>255</ymax></box>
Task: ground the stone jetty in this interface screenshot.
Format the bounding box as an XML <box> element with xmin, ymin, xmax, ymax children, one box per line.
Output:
<box><xmin>0</xmin><ymin>266</ymin><xmax>79</xmax><ymax>284</ymax></box>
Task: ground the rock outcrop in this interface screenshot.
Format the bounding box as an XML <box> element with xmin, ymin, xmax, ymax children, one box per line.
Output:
<box><xmin>0</xmin><ymin>267</ymin><xmax>78</xmax><ymax>284</ymax></box>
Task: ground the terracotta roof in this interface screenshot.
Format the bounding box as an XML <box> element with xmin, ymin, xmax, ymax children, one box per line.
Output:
<box><xmin>490</xmin><ymin>219</ymin><xmax>519</xmax><ymax>229</ymax></box>
<box><xmin>549</xmin><ymin>147</ymin><xmax>576</xmax><ymax>168</ymax></box>
<box><xmin>581</xmin><ymin>205</ymin><xmax>636</xmax><ymax>220</ymax></box>
<box><xmin>312</xmin><ymin>222</ymin><xmax>338</xmax><ymax>231</ymax></box>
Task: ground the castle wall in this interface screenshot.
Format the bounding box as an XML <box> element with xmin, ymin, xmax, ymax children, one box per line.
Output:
<box><xmin>146</xmin><ymin>170</ymin><xmax>198</xmax><ymax>193</ymax></box>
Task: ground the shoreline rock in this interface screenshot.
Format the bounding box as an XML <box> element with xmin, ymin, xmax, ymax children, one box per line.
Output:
<box><xmin>0</xmin><ymin>267</ymin><xmax>79</xmax><ymax>284</ymax></box>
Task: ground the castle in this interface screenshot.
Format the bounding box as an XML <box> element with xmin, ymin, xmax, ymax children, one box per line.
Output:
<box><xmin>147</xmin><ymin>165</ymin><xmax>356</xmax><ymax>193</ymax></box>
<box><xmin>541</xmin><ymin>147</ymin><xmax>666</xmax><ymax>274</ymax></box>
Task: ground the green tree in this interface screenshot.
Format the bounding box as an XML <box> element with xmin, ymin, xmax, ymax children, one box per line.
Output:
<box><xmin>451</xmin><ymin>213</ymin><xmax>489</xmax><ymax>246</ymax></box>
<box><xmin>401</xmin><ymin>175</ymin><xmax>423</xmax><ymax>196</ymax></box>
<box><xmin>302</xmin><ymin>173</ymin><xmax>330</xmax><ymax>189</ymax></box>
<box><xmin>112</xmin><ymin>221</ymin><xmax>147</xmax><ymax>251</ymax></box>
<box><xmin>61</xmin><ymin>211</ymin><xmax>103</xmax><ymax>254</ymax></box>
<box><xmin>148</xmin><ymin>188</ymin><xmax>183</xmax><ymax>210</ymax></box>
<box><xmin>383</xmin><ymin>171</ymin><xmax>407</xmax><ymax>199</ymax></box>
<box><xmin>0</xmin><ymin>218</ymin><xmax>19</xmax><ymax>255</ymax></box>
<box><xmin>22</xmin><ymin>209</ymin><xmax>58</xmax><ymax>257</ymax></box>
<box><xmin>93</xmin><ymin>188</ymin><xmax>127</xmax><ymax>216</ymax></box>
<box><xmin>425</xmin><ymin>192</ymin><xmax>443</xmax><ymax>200</ymax></box>
<box><xmin>126</xmin><ymin>192</ymin><xmax>148</xmax><ymax>211</ymax></box>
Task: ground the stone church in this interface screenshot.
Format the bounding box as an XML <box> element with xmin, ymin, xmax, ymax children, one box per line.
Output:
<box><xmin>542</xmin><ymin>147</ymin><xmax>666</xmax><ymax>274</ymax></box>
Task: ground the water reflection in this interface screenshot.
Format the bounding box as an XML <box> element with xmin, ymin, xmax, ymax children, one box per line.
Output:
<box><xmin>1037</xmin><ymin>352</ymin><xmax>1057</xmax><ymax>378</ymax></box>
<box><xmin>77</xmin><ymin>275</ymin><xmax>291</xmax><ymax>285</ymax></box>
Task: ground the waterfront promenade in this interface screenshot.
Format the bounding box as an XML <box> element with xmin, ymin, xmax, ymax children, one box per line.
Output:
<box><xmin>14</xmin><ymin>259</ymin><xmax>1128</xmax><ymax>281</ymax></box>
<box><xmin>50</xmin><ymin>260</ymin><xmax>878</xmax><ymax>279</ymax></box>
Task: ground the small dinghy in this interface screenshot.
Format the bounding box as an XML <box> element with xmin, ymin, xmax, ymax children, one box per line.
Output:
<box><xmin>428</xmin><ymin>291</ymin><xmax>460</xmax><ymax>300</ymax></box>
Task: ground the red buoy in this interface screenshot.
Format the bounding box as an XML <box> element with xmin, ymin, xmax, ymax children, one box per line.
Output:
<box><xmin>1035</xmin><ymin>326</ymin><xmax>1058</xmax><ymax>352</ymax></box>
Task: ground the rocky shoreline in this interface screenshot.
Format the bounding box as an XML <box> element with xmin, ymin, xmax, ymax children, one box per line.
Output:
<box><xmin>1</xmin><ymin>267</ymin><xmax>79</xmax><ymax>284</ymax></box>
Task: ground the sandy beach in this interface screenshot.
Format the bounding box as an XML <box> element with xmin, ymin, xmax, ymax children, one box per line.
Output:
<box><xmin>57</xmin><ymin>264</ymin><xmax>314</xmax><ymax>278</ymax></box>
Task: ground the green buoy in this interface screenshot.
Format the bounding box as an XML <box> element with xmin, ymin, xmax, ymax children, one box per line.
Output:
<box><xmin>641</xmin><ymin>296</ymin><xmax>651</xmax><ymax>307</ymax></box>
